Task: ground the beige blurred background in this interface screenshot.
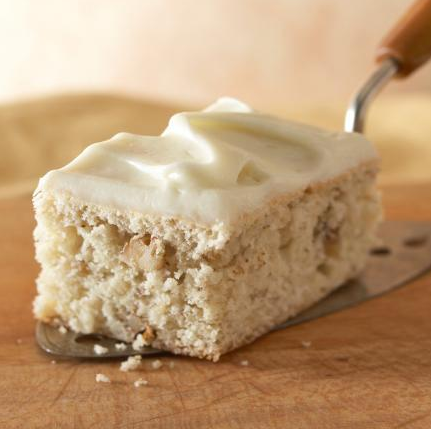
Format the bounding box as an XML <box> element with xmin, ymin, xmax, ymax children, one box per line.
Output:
<box><xmin>0</xmin><ymin>0</ymin><xmax>430</xmax><ymax>107</ymax></box>
<box><xmin>0</xmin><ymin>0</ymin><xmax>430</xmax><ymax>197</ymax></box>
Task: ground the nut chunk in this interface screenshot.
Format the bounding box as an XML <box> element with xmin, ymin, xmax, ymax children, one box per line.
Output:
<box><xmin>132</xmin><ymin>325</ymin><xmax>156</xmax><ymax>350</ymax></box>
<box><xmin>120</xmin><ymin>235</ymin><xmax>166</xmax><ymax>271</ymax></box>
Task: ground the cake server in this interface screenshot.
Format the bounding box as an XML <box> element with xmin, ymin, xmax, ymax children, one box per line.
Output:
<box><xmin>36</xmin><ymin>0</ymin><xmax>431</xmax><ymax>358</ymax></box>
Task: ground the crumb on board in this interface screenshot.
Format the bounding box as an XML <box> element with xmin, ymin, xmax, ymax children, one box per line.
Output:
<box><xmin>94</xmin><ymin>344</ymin><xmax>109</xmax><ymax>355</ymax></box>
<box><xmin>58</xmin><ymin>326</ymin><xmax>67</xmax><ymax>335</ymax></box>
<box><xmin>115</xmin><ymin>342</ymin><xmax>127</xmax><ymax>351</ymax></box>
<box><xmin>134</xmin><ymin>378</ymin><xmax>149</xmax><ymax>387</ymax></box>
<box><xmin>169</xmin><ymin>361</ymin><xmax>175</xmax><ymax>369</ymax></box>
<box><xmin>240</xmin><ymin>360</ymin><xmax>249</xmax><ymax>366</ymax></box>
<box><xmin>51</xmin><ymin>360</ymin><xmax>57</xmax><ymax>365</ymax></box>
<box><xmin>301</xmin><ymin>341</ymin><xmax>312</xmax><ymax>348</ymax></box>
<box><xmin>120</xmin><ymin>355</ymin><xmax>142</xmax><ymax>372</ymax></box>
<box><xmin>151</xmin><ymin>359</ymin><xmax>163</xmax><ymax>370</ymax></box>
<box><xmin>95</xmin><ymin>373</ymin><xmax>111</xmax><ymax>383</ymax></box>
<box><xmin>16</xmin><ymin>338</ymin><xmax>23</xmax><ymax>345</ymax></box>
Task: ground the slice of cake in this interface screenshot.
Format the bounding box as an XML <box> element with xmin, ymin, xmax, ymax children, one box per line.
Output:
<box><xmin>33</xmin><ymin>97</ymin><xmax>382</xmax><ymax>361</ymax></box>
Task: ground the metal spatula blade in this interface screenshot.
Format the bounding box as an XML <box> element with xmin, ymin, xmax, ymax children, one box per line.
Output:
<box><xmin>35</xmin><ymin>324</ymin><xmax>163</xmax><ymax>359</ymax></box>
<box><xmin>36</xmin><ymin>220</ymin><xmax>431</xmax><ymax>358</ymax></box>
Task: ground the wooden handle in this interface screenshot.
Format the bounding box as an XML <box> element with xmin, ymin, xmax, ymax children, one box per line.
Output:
<box><xmin>376</xmin><ymin>0</ymin><xmax>431</xmax><ymax>77</ymax></box>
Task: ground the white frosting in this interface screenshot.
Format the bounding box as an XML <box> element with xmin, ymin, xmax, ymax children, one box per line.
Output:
<box><xmin>37</xmin><ymin>97</ymin><xmax>378</xmax><ymax>224</ymax></box>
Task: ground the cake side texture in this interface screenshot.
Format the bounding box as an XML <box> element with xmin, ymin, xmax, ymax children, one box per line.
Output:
<box><xmin>33</xmin><ymin>160</ymin><xmax>381</xmax><ymax>361</ymax></box>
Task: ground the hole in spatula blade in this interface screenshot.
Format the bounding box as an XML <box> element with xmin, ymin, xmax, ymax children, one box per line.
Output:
<box><xmin>403</xmin><ymin>235</ymin><xmax>429</xmax><ymax>248</ymax></box>
<box><xmin>370</xmin><ymin>246</ymin><xmax>391</xmax><ymax>256</ymax></box>
<box><xmin>74</xmin><ymin>333</ymin><xmax>106</xmax><ymax>344</ymax></box>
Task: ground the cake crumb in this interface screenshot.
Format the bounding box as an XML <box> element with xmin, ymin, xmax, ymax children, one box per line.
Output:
<box><xmin>115</xmin><ymin>342</ymin><xmax>127</xmax><ymax>351</ymax></box>
<box><xmin>301</xmin><ymin>341</ymin><xmax>312</xmax><ymax>348</ymax></box>
<box><xmin>94</xmin><ymin>344</ymin><xmax>109</xmax><ymax>355</ymax></box>
<box><xmin>95</xmin><ymin>373</ymin><xmax>111</xmax><ymax>383</ymax></box>
<box><xmin>132</xmin><ymin>334</ymin><xmax>148</xmax><ymax>351</ymax></box>
<box><xmin>51</xmin><ymin>360</ymin><xmax>57</xmax><ymax>364</ymax></box>
<box><xmin>151</xmin><ymin>359</ymin><xmax>163</xmax><ymax>370</ymax></box>
<box><xmin>132</xmin><ymin>326</ymin><xmax>155</xmax><ymax>350</ymax></box>
<box><xmin>168</xmin><ymin>361</ymin><xmax>175</xmax><ymax>369</ymax></box>
<box><xmin>120</xmin><ymin>355</ymin><xmax>142</xmax><ymax>372</ymax></box>
<box><xmin>16</xmin><ymin>338</ymin><xmax>23</xmax><ymax>345</ymax></box>
<box><xmin>134</xmin><ymin>378</ymin><xmax>149</xmax><ymax>387</ymax></box>
<box><xmin>58</xmin><ymin>326</ymin><xmax>67</xmax><ymax>335</ymax></box>
<box><xmin>240</xmin><ymin>360</ymin><xmax>249</xmax><ymax>366</ymax></box>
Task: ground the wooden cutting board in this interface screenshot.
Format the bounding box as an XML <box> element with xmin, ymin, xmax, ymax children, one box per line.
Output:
<box><xmin>1</xmin><ymin>183</ymin><xmax>431</xmax><ymax>429</ymax></box>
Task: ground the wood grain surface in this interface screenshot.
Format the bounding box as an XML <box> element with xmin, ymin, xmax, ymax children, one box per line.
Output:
<box><xmin>1</xmin><ymin>183</ymin><xmax>431</xmax><ymax>429</ymax></box>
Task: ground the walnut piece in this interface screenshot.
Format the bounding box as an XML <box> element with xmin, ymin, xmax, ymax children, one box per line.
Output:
<box><xmin>132</xmin><ymin>324</ymin><xmax>156</xmax><ymax>350</ymax></box>
<box><xmin>142</xmin><ymin>324</ymin><xmax>155</xmax><ymax>343</ymax></box>
<box><xmin>120</xmin><ymin>235</ymin><xmax>165</xmax><ymax>271</ymax></box>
